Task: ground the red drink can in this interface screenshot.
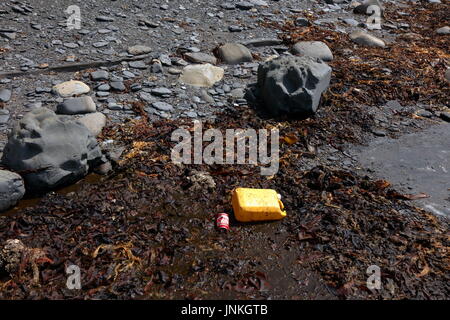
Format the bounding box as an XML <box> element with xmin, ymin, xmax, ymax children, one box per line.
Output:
<box><xmin>216</xmin><ymin>213</ymin><xmax>230</xmax><ymax>231</ymax></box>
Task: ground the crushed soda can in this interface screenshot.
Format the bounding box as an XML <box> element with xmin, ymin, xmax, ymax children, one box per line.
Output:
<box><xmin>216</xmin><ymin>213</ymin><xmax>230</xmax><ymax>231</ymax></box>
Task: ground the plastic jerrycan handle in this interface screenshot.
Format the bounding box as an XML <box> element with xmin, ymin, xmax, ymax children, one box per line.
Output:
<box><xmin>277</xmin><ymin>194</ymin><xmax>284</xmax><ymax>210</ymax></box>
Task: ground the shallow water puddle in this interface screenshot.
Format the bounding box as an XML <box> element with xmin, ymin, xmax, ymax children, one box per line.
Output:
<box><xmin>2</xmin><ymin>173</ymin><xmax>103</xmax><ymax>217</ymax></box>
<box><xmin>353</xmin><ymin>124</ymin><xmax>450</xmax><ymax>217</ymax></box>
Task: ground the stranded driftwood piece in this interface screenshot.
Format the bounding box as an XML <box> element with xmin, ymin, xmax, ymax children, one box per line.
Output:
<box><xmin>0</xmin><ymin>54</ymin><xmax>152</xmax><ymax>79</ymax></box>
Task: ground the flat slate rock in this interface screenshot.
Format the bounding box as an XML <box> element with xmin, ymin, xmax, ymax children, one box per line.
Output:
<box><xmin>152</xmin><ymin>101</ymin><xmax>174</xmax><ymax>112</ymax></box>
<box><xmin>127</xmin><ymin>45</ymin><xmax>152</xmax><ymax>55</ymax></box>
<box><xmin>91</xmin><ymin>70</ymin><xmax>109</xmax><ymax>81</ymax></box>
<box><xmin>185</xmin><ymin>52</ymin><xmax>217</xmax><ymax>65</ymax></box>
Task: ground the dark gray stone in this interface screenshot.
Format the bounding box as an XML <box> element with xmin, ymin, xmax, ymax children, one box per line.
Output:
<box><xmin>110</xmin><ymin>81</ymin><xmax>126</xmax><ymax>91</ymax></box>
<box><xmin>218</xmin><ymin>43</ymin><xmax>253</xmax><ymax>65</ymax></box>
<box><xmin>0</xmin><ymin>170</ymin><xmax>25</xmax><ymax>212</ymax></box>
<box><xmin>257</xmin><ymin>55</ymin><xmax>332</xmax><ymax>116</ymax></box>
<box><xmin>1</xmin><ymin>108</ymin><xmax>105</xmax><ymax>194</ymax></box>
<box><xmin>292</xmin><ymin>41</ymin><xmax>333</xmax><ymax>62</ymax></box>
<box><xmin>354</xmin><ymin>0</ymin><xmax>384</xmax><ymax>16</ymax></box>
<box><xmin>56</xmin><ymin>96</ymin><xmax>97</xmax><ymax>115</ymax></box>
<box><xmin>152</xmin><ymin>101</ymin><xmax>174</xmax><ymax>111</ymax></box>
<box><xmin>91</xmin><ymin>70</ymin><xmax>109</xmax><ymax>81</ymax></box>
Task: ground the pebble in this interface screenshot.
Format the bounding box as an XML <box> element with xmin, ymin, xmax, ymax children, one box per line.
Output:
<box><xmin>91</xmin><ymin>70</ymin><xmax>109</xmax><ymax>81</ymax></box>
<box><xmin>0</xmin><ymin>89</ymin><xmax>12</xmax><ymax>102</ymax></box>
<box><xmin>179</xmin><ymin>64</ymin><xmax>225</xmax><ymax>88</ymax></box>
<box><xmin>218</xmin><ymin>43</ymin><xmax>253</xmax><ymax>65</ymax></box>
<box><xmin>151</xmin><ymin>87</ymin><xmax>172</xmax><ymax>96</ymax></box>
<box><xmin>292</xmin><ymin>41</ymin><xmax>334</xmax><ymax>62</ymax></box>
<box><xmin>0</xmin><ymin>109</ymin><xmax>10</xmax><ymax>124</ymax></box>
<box><xmin>236</xmin><ymin>1</ymin><xmax>254</xmax><ymax>10</ymax></box>
<box><xmin>97</xmin><ymin>84</ymin><xmax>111</xmax><ymax>91</ymax></box>
<box><xmin>78</xmin><ymin>112</ymin><xmax>107</xmax><ymax>136</ymax></box>
<box><xmin>185</xmin><ymin>52</ymin><xmax>218</xmax><ymax>65</ymax></box>
<box><xmin>53</xmin><ymin>80</ymin><xmax>90</xmax><ymax>97</ymax></box>
<box><xmin>56</xmin><ymin>96</ymin><xmax>97</xmax><ymax>115</ymax></box>
<box><xmin>436</xmin><ymin>26</ymin><xmax>450</xmax><ymax>35</ymax></box>
<box><xmin>110</xmin><ymin>81</ymin><xmax>126</xmax><ymax>91</ymax></box>
<box><xmin>350</xmin><ymin>31</ymin><xmax>385</xmax><ymax>48</ymax></box>
<box><xmin>129</xmin><ymin>61</ymin><xmax>147</xmax><ymax>69</ymax></box>
<box><xmin>128</xmin><ymin>45</ymin><xmax>152</xmax><ymax>55</ymax></box>
<box><xmin>152</xmin><ymin>101</ymin><xmax>174</xmax><ymax>112</ymax></box>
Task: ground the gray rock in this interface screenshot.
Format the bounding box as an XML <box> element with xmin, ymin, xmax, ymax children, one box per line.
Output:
<box><xmin>91</xmin><ymin>70</ymin><xmax>109</xmax><ymax>81</ymax></box>
<box><xmin>436</xmin><ymin>26</ymin><xmax>450</xmax><ymax>35</ymax></box>
<box><xmin>257</xmin><ymin>55</ymin><xmax>332</xmax><ymax>116</ymax></box>
<box><xmin>64</xmin><ymin>42</ymin><xmax>79</xmax><ymax>49</ymax></box>
<box><xmin>236</xmin><ymin>1</ymin><xmax>254</xmax><ymax>10</ymax></box>
<box><xmin>94</xmin><ymin>161</ymin><xmax>112</xmax><ymax>175</ymax></box>
<box><xmin>1</xmin><ymin>108</ymin><xmax>104</xmax><ymax>194</ymax></box>
<box><xmin>218</xmin><ymin>43</ymin><xmax>253</xmax><ymax>65</ymax></box>
<box><xmin>354</xmin><ymin>0</ymin><xmax>384</xmax><ymax>15</ymax></box>
<box><xmin>92</xmin><ymin>41</ymin><xmax>109</xmax><ymax>48</ymax></box>
<box><xmin>152</xmin><ymin>102</ymin><xmax>174</xmax><ymax>111</ymax></box>
<box><xmin>0</xmin><ymin>170</ymin><xmax>25</xmax><ymax>212</ymax></box>
<box><xmin>295</xmin><ymin>17</ymin><xmax>310</xmax><ymax>27</ymax></box>
<box><xmin>129</xmin><ymin>61</ymin><xmax>147</xmax><ymax>69</ymax></box>
<box><xmin>343</xmin><ymin>18</ymin><xmax>359</xmax><ymax>26</ymax></box>
<box><xmin>56</xmin><ymin>96</ymin><xmax>97</xmax><ymax>115</ymax></box>
<box><xmin>0</xmin><ymin>89</ymin><xmax>12</xmax><ymax>102</ymax></box>
<box><xmin>350</xmin><ymin>31</ymin><xmax>385</xmax><ymax>47</ymax></box>
<box><xmin>151</xmin><ymin>87</ymin><xmax>172</xmax><ymax>96</ymax></box>
<box><xmin>110</xmin><ymin>81</ymin><xmax>126</xmax><ymax>91</ymax></box>
<box><xmin>139</xmin><ymin>92</ymin><xmax>155</xmax><ymax>103</ymax></box>
<box><xmin>292</xmin><ymin>41</ymin><xmax>334</xmax><ymax>62</ymax></box>
<box><xmin>230</xmin><ymin>88</ymin><xmax>246</xmax><ymax>99</ymax></box>
<box><xmin>97</xmin><ymin>84</ymin><xmax>110</xmax><ymax>91</ymax></box>
<box><xmin>179</xmin><ymin>64</ymin><xmax>225</xmax><ymax>87</ymax></box>
<box><xmin>228</xmin><ymin>25</ymin><xmax>243</xmax><ymax>32</ymax></box>
<box><xmin>127</xmin><ymin>45</ymin><xmax>152</xmax><ymax>55</ymax></box>
<box><xmin>445</xmin><ymin>68</ymin><xmax>450</xmax><ymax>82</ymax></box>
<box><xmin>53</xmin><ymin>80</ymin><xmax>90</xmax><ymax>97</ymax></box>
<box><xmin>108</xmin><ymin>102</ymin><xmax>123</xmax><ymax>110</ymax></box>
<box><xmin>77</xmin><ymin>112</ymin><xmax>107</xmax><ymax>137</ymax></box>
<box><xmin>0</xmin><ymin>109</ymin><xmax>10</xmax><ymax>124</ymax></box>
<box><xmin>185</xmin><ymin>52</ymin><xmax>218</xmax><ymax>65</ymax></box>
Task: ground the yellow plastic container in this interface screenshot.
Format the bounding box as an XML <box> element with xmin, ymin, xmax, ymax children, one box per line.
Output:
<box><xmin>232</xmin><ymin>188</ymin><xmax>287</xmax><ymax>222</ymax></box>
